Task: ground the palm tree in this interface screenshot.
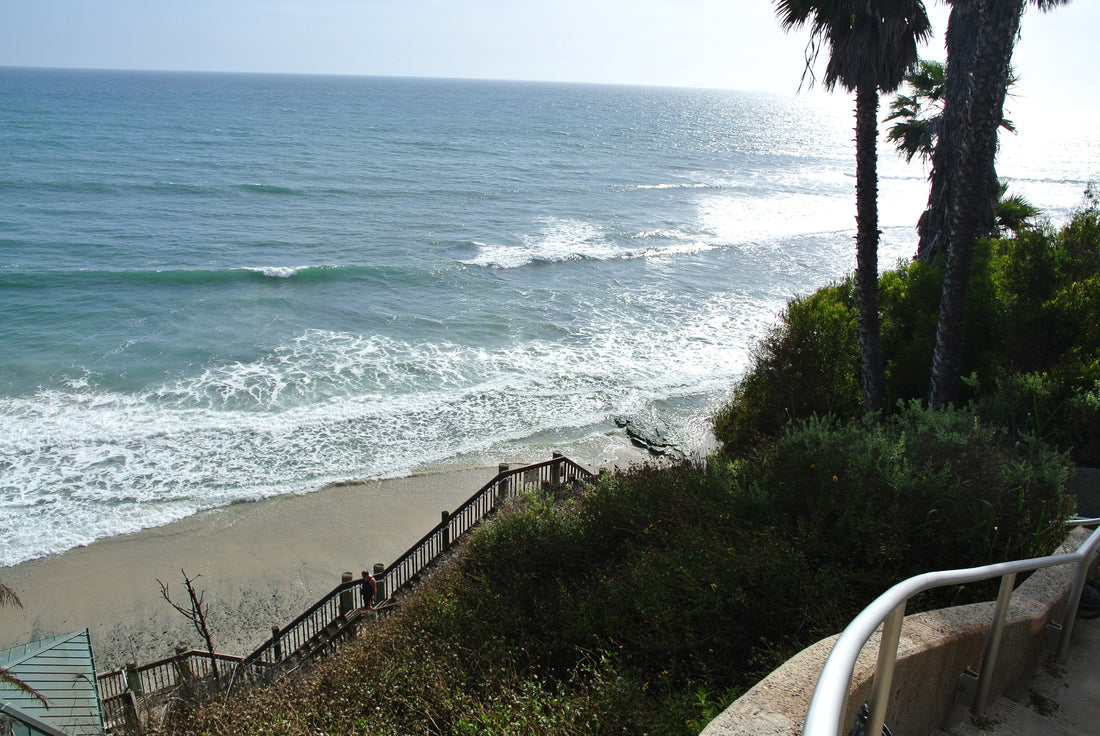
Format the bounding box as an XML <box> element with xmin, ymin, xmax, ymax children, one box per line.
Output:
<box><xmin>886</xmin><ymin>59</ymin><xmax>946</xmax><ymax>163</ymax></box>
<box><xmin>915</xmin><ymin>0</ymin><xmax>985</xmax><ymax>262</ymax></box>
<box><xmin>928</xmin><ymin>0</ymin><xmax>1067</xmax><ymax>408</ymax></box>
<box><xmin>776</xmin><ymin>0</ymin><xmax>931</xmax><ymax>415</ymax></box>
<box><xmin>888</xmin><ymin>61</ymin><xmax>1035</xmax><ymax>236</ymax></box>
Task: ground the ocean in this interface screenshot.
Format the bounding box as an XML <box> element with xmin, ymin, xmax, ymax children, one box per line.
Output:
<box><xmin>1</xmin><ymin>68</ymin><xmax>1096</xmax><ymax>567</ymax></box>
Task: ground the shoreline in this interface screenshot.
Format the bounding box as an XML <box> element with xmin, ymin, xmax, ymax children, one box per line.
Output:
<box><xmin>0</xmin><ymin>439</ymin><xmax>650</xmax><ymax>671</ymax></box>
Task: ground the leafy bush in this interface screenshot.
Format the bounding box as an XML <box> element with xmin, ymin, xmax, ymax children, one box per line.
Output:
<box><xmin>877</xmin><ymin>257</ymin><xmax>941</xmax><ymax>401</ymax></box>
<box><xmin>713</xmin><ymin>284</ymin><xmax>860</xmax><ymax>454</ymax></box>
<box><xmin>974</xmin><ymin>197</ymin><xmax>1100</xmax><ymax>464</ymax></box>
<box><xmin>741</xmin><ymin>404</ymin><xmax>1071</xmax><ymax>580</ymax></box>
<box><xmin>715</xmin><ymin>195</ymin><xmax>1100</xmax><ymax>465</ymax></box>
<box><xmin>160</xmin><ymin>406</ymin><xmax>1071</xmax><ymax>736</ymax></box>
<box><xmin>974</xmin><ymin>369</ymin><xmax>1100</xmax><ymax>466</ymax></box>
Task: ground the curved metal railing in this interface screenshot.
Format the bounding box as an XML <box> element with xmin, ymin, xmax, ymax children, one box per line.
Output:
<box><xmin>802</xmin><ymin>518</ymin><xmax>1100</xmax><ymax>736</ymax></box>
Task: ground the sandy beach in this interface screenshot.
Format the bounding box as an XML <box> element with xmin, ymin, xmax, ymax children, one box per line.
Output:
<box><xmin>0</xmin><ymin>440</ymin><xmax>649</xmax><ymax>672</ymax></box>
<box><xmin>0</xmin><ymin>467</ymin><xmax>497</xmax><ymax>671</ymax></box>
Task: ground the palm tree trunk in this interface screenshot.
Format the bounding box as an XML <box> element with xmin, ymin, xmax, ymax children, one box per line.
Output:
<box><xmin>855</xmin><ymin>83</ymin><xmax>886</xmax><ymax>414</ymax></box>
<box><xmin>917</xmin><ymin>0</ymin><xmax>980</xmax><ymax>262</ymax></box>
<box><xmin>929</xmin><ymin>0</ymin><xmax>1024</xmax><ymax>408</ymax></box>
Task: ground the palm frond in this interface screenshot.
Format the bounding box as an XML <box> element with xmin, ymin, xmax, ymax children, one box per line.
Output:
<box><xmin>887</xmin><ymin>117</ymin><xmax>937</xmax><ymax>162</ymax></box>
<box><xmin>1</xmin><ymin>666</ymin><xmax>51</xmax><ymax>705</ymax></box>
<box><xmin>0</xmin><ymin>582</ymin><xmax>21</xmax><ymax>609</ymax></box>
<box><xmin>995</xmin><ymin>181</ymin><xmax>1039</xmax><ymax>235</ymax></box>
<box><xmin>1</xmin><ymin>583</ymin><xmax>49</xmax><ymax>705</ymax></box>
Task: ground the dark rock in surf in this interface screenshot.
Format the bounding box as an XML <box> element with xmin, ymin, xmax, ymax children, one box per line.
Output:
<box><xmin>613</xmin><ymin>415</ymin><xmax>685</xmax><ymax>460</ymax></box>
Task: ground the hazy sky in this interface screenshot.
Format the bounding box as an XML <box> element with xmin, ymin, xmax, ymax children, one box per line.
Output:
<box><xmin>2</xmin><ymin>1</ymin><xmax>1097</xmax><ymax>108</ymax></box>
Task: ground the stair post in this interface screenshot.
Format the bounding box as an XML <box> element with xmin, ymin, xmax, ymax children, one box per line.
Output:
<box><xmin>551</xmin><ymin>451</ymin><xmax>563</xmax><ymax>486</ymax></box>
<box><xmin>339</xmin><ymin>571</ymin><xmax>354</xmax><ymax>616</ymax></box>
<box><xmin>174</xmin><ymin>643</ymin><xmax>194</xmax><ymax>681</ymax></box>
<box><xmin>441</xmin><ymin>510</ymin><xmax>451</xmax><ymax>550</ymax></box>
<box><xmin>271</xmin><ymin>626</ymin><xmax>282</xmax><ymax>661</ymax></box>
<box><xmin>373</xmin><ymin>563</ymin><xmax>386</xmax><ymax>602</ymax></box>
<box><xmin>497</xmin><ymin>463</ymin><xmax>510</xmax><ymax>503</ymax></box>
<box><xmin>124</xmin><ymin>660</ymin><xmax>144</xmax><ymax>697</ymax></box>
<box><xmin>121</xmin><ymin>659</ymin><xmax>145</xmax><ymax>733</ymax></box>
<box><xmin>121</xmin><ymin>691</ymin><xmax>143</xmax><ymax>735</ymax></box>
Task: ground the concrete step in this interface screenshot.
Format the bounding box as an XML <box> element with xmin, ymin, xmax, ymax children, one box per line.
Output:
<box><xmin>933</xmin><ymin>697</ymin><xmax>1081</xmax><ymax>736</ymax></box>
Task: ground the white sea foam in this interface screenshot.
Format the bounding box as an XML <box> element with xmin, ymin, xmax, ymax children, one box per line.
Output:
<box><xmin>0</xmin><ymin>285</ymin><xmax>771</xmax><ymax>566</ymax></box>
<box><xmin>463</xmin><ymin>218</ymin><xmax>626</xmax><ymax>269</ymax></box>
<box><xmin>638</xmin><ymin>242</ymin><xmax>718</xmax><ymax>259</ymax></box>
<box><xmin>242</xmin><ymin>265</ymin><xmax>307</xmax><ymax>278</ymax></box>
<box><xmin>630</xmin><ymin>229</ymin><xmax>692</xmax><ymax>240</ymax></box>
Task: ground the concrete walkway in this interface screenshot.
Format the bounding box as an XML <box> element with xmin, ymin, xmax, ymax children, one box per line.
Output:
<box><xmin>937</xmin><ymin>612</ymin><xmax>1100</xmax><ymax>736</ymax></box>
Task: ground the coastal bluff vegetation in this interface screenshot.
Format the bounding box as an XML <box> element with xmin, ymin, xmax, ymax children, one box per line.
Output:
<box><xmin>148</xmin><ymin>198</ymin><xmax>1099</xmax><ymax>736</ymax></box>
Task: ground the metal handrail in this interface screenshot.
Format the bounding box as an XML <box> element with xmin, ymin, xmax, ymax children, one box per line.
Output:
<box><xmin>802</xmin><ymin>518</ymin><xmax>1100</xmax><ymax>736</ymax></box>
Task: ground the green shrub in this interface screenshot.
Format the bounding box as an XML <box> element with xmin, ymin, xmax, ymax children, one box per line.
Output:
<box><xmin>877</xmin><ymin>258</ymin><xmax>941</xmax><ymax>402</ymax></box>
<box><xmin>159</xmin><ymin>407</ymin><xmax>1071</xmax><ymax>736</ymax></box>
<box><xmin>713</xmin><ymin>284</ymin><xmax>860</xmax><ymax>454</ymax></box>
<box><xmin>743</xmin><ymin>404</ymin><xmax>1072</xmax><ymax>578</ymax></box>
<box><xmin>877</xmin><ymin>248</ymin><xmax>1000</xmax><ymax>408</ymax></box>
<box><xmin>974</xmin><ymin>369</ymin><xmax>1100</xmax><ymax>467</ymax></box>
<box><xmin>715</xmin><ymin>196</ymin><xmax>1100</xmax><ymax>464</ymax></box>
<box><xmin>974</xmin><ymin>198</ymin><xmax>1100</xmax><ymax>464</ymax></box>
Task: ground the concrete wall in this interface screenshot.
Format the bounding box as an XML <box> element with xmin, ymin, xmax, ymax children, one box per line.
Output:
<box><xmin>701</xmin><ymin>527</ymin><xmax>1092</xmax><ymax>736</ymax></box>
<box><xmin>1070</xmin><ymin>467</ymin><xmax>1100</xmax><ymax>518</ymax></box>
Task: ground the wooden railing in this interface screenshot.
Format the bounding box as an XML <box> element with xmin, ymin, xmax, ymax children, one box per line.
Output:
<box><xmin>241</xmin><ymin>453</ymin><xmax>594</xmax><ymax>672</ymax></box>
<box><xmin>97</xmin><ymin>648</ymin><xmax>249</xmax><ymax>731</ymax></box>
<box><xmin>96</xmin><ymin>454</ymin><xmax>595</xmax><ymax>730</ymax></box>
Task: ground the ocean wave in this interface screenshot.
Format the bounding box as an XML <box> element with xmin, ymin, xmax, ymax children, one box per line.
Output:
<box><xmin>0</xmin><ymin>179</ymin><xmax>353</xmax><ymax>199</ymax></box>
<box><xmin>462</xmin><ymin>218</ymin><xmax>728</xmax><ymax>269</ymax></box>
<box><xmin>0</xmin><ymin>291</ymin><xmax>767</xmax><ymax>566</ymax></box>
<box><xmin>0</xmin><ymin>180</ymin><xmax>124</xmax><ymax>196</ymax></box>
<box><xmin>237</xmin><ymin>182</ymin><xmax>305</xmax><ymax>196</ymax></box>
<box><xmin>633</xmin><ymin>182</ymin><xmax>715</xmax><ymax>190</ymax></box>
<box><xmin>240</xmin><ymin>266</ymin><xmax>311</xmax><ymax>279</ymax></box>
<box><xmin>148</xmin><ymin>181</ymin><xmax>211</xmax><ymax>195</ymax></box>
<box><xmin>0</xmin><ymin>264</ymin><xmax>376</xmax><ymax>289</ymax></box>
<box><xmin>462</xmin><ymin>218</ymin><xmax>626</xmax><ymax>268</ymax></box>
<box><xmin>637</xmin><ymin>242</ymin><xmax>719</xmax><ymax>259</ymax></box>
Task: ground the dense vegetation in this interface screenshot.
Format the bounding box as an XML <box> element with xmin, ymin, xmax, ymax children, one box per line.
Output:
<box><xmin>157</xmin><ymin>414</ymin><xmax>1071</xmax><ymax>736</ymax></box>
<box><xmin>714</xmin><ymin>194</ymin><xmax>1100</xmax><ymax>465</ymax></box>
<box><xmin>150</xmin><ymin>199</ymin><xmax>1096</xmax><ymax>736</ymax></box>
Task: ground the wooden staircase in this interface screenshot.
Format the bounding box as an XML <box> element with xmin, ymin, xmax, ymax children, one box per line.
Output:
<box><xmin>281</xmin><ymin>608</ymin><xmax>367</xmax><ymax>667</ymax></box>
<box><xmin>96</xmin><ymin>454</ymin><xmax>596</xmax><ymax>732</ymax></box>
